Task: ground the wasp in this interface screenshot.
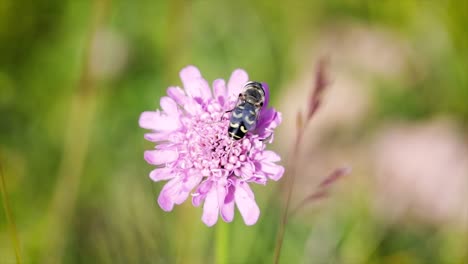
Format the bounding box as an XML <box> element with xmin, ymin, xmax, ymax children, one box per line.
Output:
<box><xmin>227</xmin><ymin>81</ymin><xmax>266</xmax><ymax>140</ymax></box>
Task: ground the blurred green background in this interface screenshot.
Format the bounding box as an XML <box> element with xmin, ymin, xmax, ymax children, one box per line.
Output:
<box><xmin>1</xmin><ymin>0</ymin><xmax>467</xmax><ymax>263</ymax></box>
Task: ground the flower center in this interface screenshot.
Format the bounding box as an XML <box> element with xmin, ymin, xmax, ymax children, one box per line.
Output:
<box><xmin>183</xmin><ymin>100</ymin><xmax>248</xmax><ymax>178</ymax></box>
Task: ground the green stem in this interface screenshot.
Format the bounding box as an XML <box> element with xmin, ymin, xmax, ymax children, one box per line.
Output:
<box><xmin>0</xmin><ymin>156</ymin><xmax>22</xmax><ymax>264</ymax></box>
<box><xmin>273</xmin><ymin>129</ymin><xmax>304</xmax><ymax>264</ymax></box>
<box><xmin>215</xmin><ymin>221</ymin><xmax>229</xmax><ymax>264</ymax></box>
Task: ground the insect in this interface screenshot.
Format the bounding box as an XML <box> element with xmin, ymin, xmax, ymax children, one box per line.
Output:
<box><xmin>227</xmin><ymin>81</ymin><xmax>266</xmax><ymax>140</ymax></box>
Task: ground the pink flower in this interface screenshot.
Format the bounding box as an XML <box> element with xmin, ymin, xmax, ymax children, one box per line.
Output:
<box><xmin>139</xmin><ymin>65</ymin><xmax>284</xmax><ymax>226</ymax></box>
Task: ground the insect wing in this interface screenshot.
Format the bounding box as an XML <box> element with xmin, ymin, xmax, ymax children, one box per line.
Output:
<box><xmin>229</xmin><ymin>106</ymin><xmax>244</xmax><ymax>123</ymax></box>
<box><xmin>241</xmin><ymin>103</ymin><xmax>259</xmax><ymax>130</ymax></box>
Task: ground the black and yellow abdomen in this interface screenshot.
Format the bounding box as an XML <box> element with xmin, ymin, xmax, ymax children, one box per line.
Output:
<box><xmin>228</xmin><ymin>102</ymin><xmax>257</xmax><ymax>141</ymax></box>
<box><xmin>228</xmin><ymin>120</ymin><xmax>249</xmax><ymax>140</ymax></box>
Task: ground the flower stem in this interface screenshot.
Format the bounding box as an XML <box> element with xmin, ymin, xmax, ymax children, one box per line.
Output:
<box><xmin>215</xmin><ymin>221</ymin><xmax>229</xmax><ymax>264</ymax></box>
<box><xmin>273</xmin><ymin>128</ymin><xmax>304</xmax><ymax>264</ymax></box>
<box><xmin>0</xmin><ymin>156</ymin><xmax>22</xmax><ymax>264</ymax></box>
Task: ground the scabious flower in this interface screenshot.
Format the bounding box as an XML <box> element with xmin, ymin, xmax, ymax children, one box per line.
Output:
<box><xmin>139</xmin><ymin>65</ymin><xmax>284</xmax><ymax>226</ymax></box>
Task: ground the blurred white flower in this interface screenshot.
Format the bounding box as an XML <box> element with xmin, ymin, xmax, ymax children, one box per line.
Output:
<box><xmin>372</xmin><ymin>119</ymin><xmax>468</xmax><ymax>226</ymax></box>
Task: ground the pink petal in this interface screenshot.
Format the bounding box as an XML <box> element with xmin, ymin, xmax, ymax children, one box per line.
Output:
<box><xmin>262</xmin><ymin>150</ymin><xmax>281</xmax><ymax>162</ymax></box>
<box><xmin>158</xmin><ymin>179</ymin><xmax>180</xmax><ymax>211</ymax></box>
<box><xmin>138</xmin><ymin>111</ymin><xmax>160</xmax><ymax>129</ymax></box>
<box><xmin>158</xmin><ymin>193</ymin><xmax>174</xmax><ymax>211</ymax></box>
<box><xmin>240</xmin><ymin>162</ymin><xmax>255</xmax><ymax>178</ymax></box>
<box><xmin>144</xmin><ymin>132</ymin><xmax>169</xmax><ymax>142</ymax></box>
<box><xmin>217</xmin><ymin>183</ymin><xmax>227</xmax><ymax>208</ymax></box>
<box><xmin>255</xmin><ymin>108</ymin><xmax>276</xmax><ymax>131</ymax></box>
<box><xmin>242</xmin><ymin>181</ymin><xmax>255</xmax><ymax>198</ymax></box>
<box><xmin>183</xmin><ymin>170</ymin><xmax>203</xmax><ymax>191</ymax></box>
<box><xmin>202</xmin><ymin>187</ymin><xmax>219</xmax><ymax>226</ymax></box>
<box><xmin>251</xmin><ymin>176</ymin><xmax>268</xmax><ymax>185</ymax></box>
<box><xmin>259</xmin><ymin>161</ymin><xmax>279</xmax><ymax>174</ymax></box>
<box><xmin>173</xmin><ymin>189</ymin><xmax>190</xmax><ymax>205</ymax></box>
<box><xmin>268</xmin><ymin>164</ymin><xmax>285</xmax><ymax>181</ymax></box>
<box><xmin>260</xmin><ymin>161</ymin><xmax>284</xmax><ymax>181</ymax></box>
<box><xmin>221</xmin><ymin>185</ymin><xmax>235</xmax><ymax>222</ymax></box>
<box><xmin>180</xmin><ymin>65</ymin><xmax>212</xmax><ymax>100</ymax></box>
<box><xmin>160</xmin><ymin>96</ymin><xmax>179</xmax><ymax>116</ymax></box>
<box><xmin>183</xmin><ymin>100</ymin><xmax>203</xmax><ymax>115</ymax></box>
<box><xmin>149</xmin><ymin>167</ymin><xmax>175</xmax><ymax>182</ymax></box>
<box><xmin>255</xmin><ymin>109</ymin><xmax>282</xmax><ymax>139</ymax></box>
<box><xmin>271</xmin><ymin>111</ymin><xmax>282</xmax><ymax>127</ymax></box>
<box><xmin>161</xmin><ymin>176</ymin><xmax>191</xmax><ymax>205</ymax></box>
<box><xmin>234</xmin><ymin>181</ymin><xmax>260</xmax><ymax>225</ymax></box>
<box><xmin>139</xmin><ymin>111</ymin><xmax>180</xmax><ymax>131</ymax></box>
<box><xmin>227</xmin><ymin>69</ymin><xmax>248</xmax><ymax>98</ymax></box>
<box><xmin>167</xmin><ymin>86</ymin><xmax>188</xmax><ymax>105</ymax></box>
<box><xmin>213</xmin><ymin>79</ymin><xmax>227</xmax><ymax>106</ymax></box>
<box><xmin>144</xmin><ymin>149</ymin><xmax>178</xmax><ymax>165</ymax></box>
<box><xmin>155</xmin><ymin>142</ymin><xmax>177</xmax><ymax>150</ymax></box>
<box><xmin>192</xmin><ymin>194</ymin><xmax>203</xmax><ymax>207</ymax></box>
<box><xmin>192</xmin><ymin>180</ymin><xmax>212</xmax><ymax>207</ymax></box>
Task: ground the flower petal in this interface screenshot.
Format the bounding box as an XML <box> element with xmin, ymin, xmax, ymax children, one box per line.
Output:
<box><xmin>180</xmin><ymin>65</ymin><xmax>212</xmax><ymax>100</ymax></box>
<box><xmin>160</xmin><ymin>96</ymin><xmax>179</xmax><ymax>116</ymax></box>
<box><xmin>213</xmin><ymin>79</ymin><xmax>227</xmax><ymax>106</ymax></box>
<box><xmin>173</xmin><ymin>189</ymin><xmax>190</xmax><ymax>205</ymax></box>
<box><xmin>261</xmin><ymin>150</ymin><xmax>281</xmax><ymax>163</ymax></box>
<box><xmin>167</xmin><ymin>86</ymin><xmax>188</xmax><ymax>105</ymax></box>
<box><xmin>255</xmin><ymin>109</ymin><xmax>282</xmax><ymax>139</ymax></box>
<box><xmin>256</xmin><ymin>108</ymin><xmax>275</xmax><ymax>130</ymax></box>
<box><xmin>158</xmin><ymin>178</ymin><xmax>180</xmax><ymax>211</ymax></box>
<box><xmin>144</xmin><ymin>149</ymin><xmax>178</xmax><ymax>165</ymax></box>
<box><xmin>150</xmin><ymin>167</ymin><xmax>175</xmax><ymax>182</ymax></box>
<box><xmin>240</xmin><ymin>162</ymin><xmax>255</xmax><ymax>179</ymax></box>
<box><xmin>192</xmin><ymin>180</ymin><xmax>212</xmax><ymax>207</ymax></box>
<box><xmin>144</xmin><ymin>132</ymin><xmax>169</xmax><ymax>142</ymax></box>
<box><xmin>192</xmin><ymin>194</ymin><xmax>203</xmax><ymax>207</ymax></box>
<box><xmin>182</xmin><ymin>99</ymin><xmax>203</xmax><ymax>116</ymax></box>
<box><xmin>221</xmin><ymin>184</ymin><xmax>235</xmax><ymax>222</ymax></box>
<box><xmin>217</xmin><ymin>183</ymin><xmax>227</xmax><ymax>208</ymax></box>
<box><xmin>227</xmin><ymin>69</ymin><xmax>248</xmax><ymax>98</ymax></box>
<box><xmin>160</xmin><ymin>175</ymin><xmax>191</xmax><ymax>205</ymax></box>
<box><xmin>183</xmin><ymin>170</ymin><xmax>203</xmax><ymax>191</ymax></box>
<box><xmin>202</xmin><ymin>187</ymin><xmax>219</xmax><ymax>226</ymax></box>
<box><xmin>158</xmin><ymin>193</ymin><xmax>174</xmax><ymax>211</ymax></box>
<box><xmin>139</xmin><ymin>111</ymin><xmax>180</xmax><ymax>131</ymax></box>
<box><xmin>138</xmin><ymin>111</ymin><xmax>160</xmax><ymax>129</ymax></box>
<box><xmin>261</xmin><ymin>162</ymin><xmax>284</xmax><ymax>181</ymax></box>
<box><xmin>235</xmin><ymin>181</ymin><xmax>260</xmax><ymax>225</ymax></box>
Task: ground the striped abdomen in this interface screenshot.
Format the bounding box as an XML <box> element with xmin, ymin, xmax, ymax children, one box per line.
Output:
<box><xmin>228</xmin><ymin>102</ymin><xmax>258</xmax><ymax>140</ymax></box>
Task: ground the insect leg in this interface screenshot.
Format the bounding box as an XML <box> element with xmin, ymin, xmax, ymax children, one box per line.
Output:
<box><xmin>225</xmin><ymin>93</ymin><xmax>243</xmax><ymax>114</ymax></box>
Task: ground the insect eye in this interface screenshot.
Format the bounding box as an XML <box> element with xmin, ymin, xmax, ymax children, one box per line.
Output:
<box><xmin>260</xmin><ymin>102</ymin><xmax>264</xmax><ymax>107</ymax></box>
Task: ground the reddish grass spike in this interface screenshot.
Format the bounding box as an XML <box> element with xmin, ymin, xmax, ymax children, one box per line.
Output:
<box><xmin>274</xmin><ymin>59</ymin><xmax>332</xmax><ymax>264</ymax></box>
<box><xmin>318</xmin><ymin>167</ymin><xmax>350</xmax><ymax>188</ymax></box>
<box><xmin>307</xmin><ymin>58</ymin><xmax>329</xmax><ymax>121</ymax></box>
<box><xmin>290</xmin><ymin>167</ymin><xmax>350</xmax><ymax>216</ymax></box>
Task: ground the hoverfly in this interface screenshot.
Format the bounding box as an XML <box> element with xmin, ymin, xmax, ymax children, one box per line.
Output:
<box><xmin>227</xmin><ymin>81</ymin><xmax>266</xmax><ymax>140</ymax></box>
